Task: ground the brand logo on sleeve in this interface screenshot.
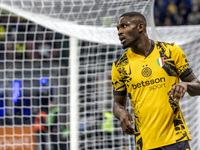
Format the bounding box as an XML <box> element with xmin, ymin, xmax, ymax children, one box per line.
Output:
<box><xmin>129</xmin><ymin>65</ymin><xmax>131</xmax><ymax>75</ymax></box>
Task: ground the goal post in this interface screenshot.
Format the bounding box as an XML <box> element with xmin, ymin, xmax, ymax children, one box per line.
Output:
<box><xmin>0</xmin><ymin>0</ymin><xmax>200</xmax><ymax>150</ymax></box>
<box><xmin>69</xmin><ymin>36</ymin><xmax>79</xmax><ymax>150</ymax></box>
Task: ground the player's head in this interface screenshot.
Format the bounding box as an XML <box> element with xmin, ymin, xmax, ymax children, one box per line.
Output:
<box><xmin>117</xmin><ymin>12</ymin><xmax>147</xmax><ymax>49</ymax></box>
<box><xmin>120</xmin><ymin>12</ymin><xmax>147</xmax><ymax>27</ymax></box>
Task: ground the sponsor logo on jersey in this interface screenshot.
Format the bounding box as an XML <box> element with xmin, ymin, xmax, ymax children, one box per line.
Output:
<box><xmin>132</xmin><ymin>77</ymin><xmax>166</xmax><ymax>90</ymax></box>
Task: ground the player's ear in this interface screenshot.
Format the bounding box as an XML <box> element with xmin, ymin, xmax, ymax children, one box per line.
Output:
<box><xmin>138</xmin><ymin>23</ymin><xmax>144</xmax><ymax>34</ymax></box>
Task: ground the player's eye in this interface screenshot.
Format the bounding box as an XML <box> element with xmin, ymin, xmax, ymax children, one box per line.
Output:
<box><xmin>123</xmin><ymin>25</ymin><xmax>127</xmax><ymax>28</ymax></box>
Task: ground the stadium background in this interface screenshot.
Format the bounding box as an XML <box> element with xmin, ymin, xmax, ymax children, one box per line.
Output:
<box><xmin>0</xmin><ymin>0</ymin><xmax>200</xmax><ymax>150</ymax></box>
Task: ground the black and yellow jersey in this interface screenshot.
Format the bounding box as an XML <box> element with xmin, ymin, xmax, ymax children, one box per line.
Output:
<box><xmin>112</xmin><ymin>40</ymin><xmax>192</xmax><ymax>150</ymax></box>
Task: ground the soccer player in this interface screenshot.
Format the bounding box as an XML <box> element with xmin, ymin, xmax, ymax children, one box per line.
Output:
<box><xmin>112</xmin><ymin>11</ymin><xmax>200</xmax><ymax>150</ymax></box>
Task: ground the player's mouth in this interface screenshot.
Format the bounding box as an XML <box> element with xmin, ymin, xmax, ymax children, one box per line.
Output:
<box><xmin>119</xmin><ymin>37</ymin><xmax>126</xmax><ymax>44</ymax></box>
<box><xmin>121</xmin><ymin>39</ymin><xmax>126</xmax><ymax>45</ymax></box>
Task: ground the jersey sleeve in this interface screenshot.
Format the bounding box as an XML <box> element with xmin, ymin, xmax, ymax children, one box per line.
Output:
<box><xmin>173</xmin><ymin>43</ymin><xmax>193</xmax><ymax>80</ymax></box>
<box><xmin>112</xmin><ymin>62</ymin><xmax>127</xmax><ymax>95</ymax></box>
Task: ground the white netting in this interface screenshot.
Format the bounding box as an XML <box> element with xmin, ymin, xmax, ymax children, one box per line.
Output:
<box><xmin>0</xmin><ymin>0</ymin><xmax>199</xmax><ymax>150</ymax></box>
<box><xmin>1</xmin><ymin>0</ymin><xmax>155</xmax><ymax>26</ymax></box>
<box><xmin>0</xmin><ymin>0</ymin><xmax>159</xmax><ymax>44</ymax></box>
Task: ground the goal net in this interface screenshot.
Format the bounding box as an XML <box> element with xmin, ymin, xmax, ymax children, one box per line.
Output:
<box><xmin>0</xmin><ymin>0</ymin><xmax>199</xmax><ymax>150</ymax></box>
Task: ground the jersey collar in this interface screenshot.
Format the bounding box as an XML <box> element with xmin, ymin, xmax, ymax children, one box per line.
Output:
<box><xmin>145</xmin><ymin>40</ymin><xmax>155</xmax><ymax>58</ymax></box>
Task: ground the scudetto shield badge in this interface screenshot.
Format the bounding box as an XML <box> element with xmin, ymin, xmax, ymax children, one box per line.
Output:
<box><xmin>156</xmin><ymin>57</ymin><xmax>164</xmax><ymax>67</ymax></box>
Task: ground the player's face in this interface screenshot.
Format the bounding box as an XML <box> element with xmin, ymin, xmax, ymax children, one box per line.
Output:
<box><xmin>117</xmin><ymin>16</ymin><xmax>140</xmax><ymax>49</ymax></box>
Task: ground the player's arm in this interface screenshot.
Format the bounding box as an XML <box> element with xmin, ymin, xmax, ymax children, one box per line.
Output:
<box><xmin>170</xmin><ymin>71</ymin><xmax>200</xmax><ymax>102</ymax></box>
<box><xmin>182</xmin><ymin>72</ymin><xmax>200</xmax><ymax>96</ymax></box>
<box><xmin>113</xmin><ymin>95</ymin><xmax>135</xmax><ymax>135</ymax></box>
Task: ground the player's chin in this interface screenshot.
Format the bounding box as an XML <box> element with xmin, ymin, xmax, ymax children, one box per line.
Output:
<box><xmin>122</xmin><ymin>43</ymin><xmax>129</xmax><ymax>49</ymax></box>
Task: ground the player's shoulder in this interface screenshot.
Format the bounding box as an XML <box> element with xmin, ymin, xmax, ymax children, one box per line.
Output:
<box><xmin>113</xmin><ymin>51</ymin><xmax>129</xmax><ymax>67</ymax></box>
<box><xmin>154</xmin><ymin>41</ymin><xmax>182</xmax><ymax>55</ymax></box>
<box><xmin>154</xmin><ymin>40</ymin><xmax>176</xmax><ymax>49</ymax></box>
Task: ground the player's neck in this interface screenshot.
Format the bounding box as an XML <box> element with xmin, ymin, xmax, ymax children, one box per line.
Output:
<box><xmin>130</xmin><ymin>38</ymin><xmax>151</xmax><ymax>57</ymax></box>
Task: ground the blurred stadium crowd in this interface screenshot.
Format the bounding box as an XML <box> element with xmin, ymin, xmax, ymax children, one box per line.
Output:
<box><xmin>154</xmin><ymin>0</ymin><xmax>200</xmax><ymax>26</ymax></box>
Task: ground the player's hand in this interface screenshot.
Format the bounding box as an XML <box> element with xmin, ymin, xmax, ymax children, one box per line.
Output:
<box><xmin>170</xmin><ymin>82</ymin><xmax>188</xmax><ymax>102</ymax></box>
<box><xmin>119</xmin><ymin>110</ymin><xmax>135</xmax><ymax>135</ymax></box>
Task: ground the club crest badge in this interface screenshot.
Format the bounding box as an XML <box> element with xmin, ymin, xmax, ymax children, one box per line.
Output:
<box><xmin>141</xmin><ymin>65</ymin><xmax>152</xmax><ymax>77</ymax></box>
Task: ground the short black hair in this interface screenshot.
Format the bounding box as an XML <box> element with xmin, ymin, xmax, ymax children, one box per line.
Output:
<box><xmin>120</xmin><ymin>12</ymin><xmax>147</xmax><ymax>26</ymax></box>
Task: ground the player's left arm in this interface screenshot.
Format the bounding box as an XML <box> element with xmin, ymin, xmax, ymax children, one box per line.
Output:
<box><xmin>170</xmin><ymin>71</ymin><xmax>200</xmax><ymax>102</ymax></box>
